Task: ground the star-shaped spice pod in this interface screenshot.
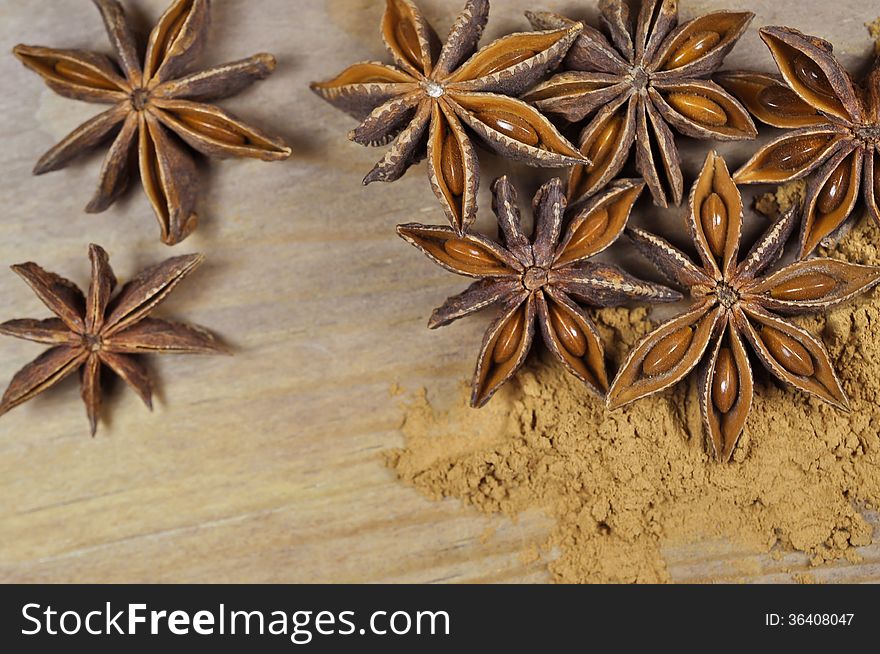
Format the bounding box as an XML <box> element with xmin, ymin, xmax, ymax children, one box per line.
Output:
<box><xmin>717</xmin><ymin>27</ymin><xmax>880</xmax><ymax>257</ymax></box>
<box><xmin>398</xmin><ymin>176</ymin><xmax>681</xmax><ymax>406</ymax></box>
<box><xmin>13</xmin><ymin>0</ymin><xmax>291</xmax><ymax>245</ymax></box>
<box><xmin>0</xmin><ymin>244</ymin><xmax>226</xmax><ymax>435</ymax></box>
<box><xmin>310</xmin><ymin>0</ymin><xmax>588</xmax><ymax>233</ymax></box>
<box><xmin>607</xmin><ymin>151</ymin><xmax>880</xmax><ymax>462</ymax></box>
<box><xmin>523</xmin><ymin>0</ymin><xmax>756</xmax><ymax>208</ymax></box>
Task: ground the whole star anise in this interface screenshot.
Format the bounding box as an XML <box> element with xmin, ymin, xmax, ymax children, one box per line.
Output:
<box><xmin>398</xmin><ymin>176</ymin><xmax>681</xmax><ymax>406</ymax></box>
<box><xmin>0</xmin><ymin>244</ymin><xmax>226</xmax><ymax>435</ymax></box>
<box><xmin>13</xmin><ymin>0</ymin><xmax>292</xmax><ymax>246</ymax></box>
<box><xmin>523</xmin><ymin>0</ymin><xmax>756</xmax><ymax>208</ymax></box>
<box><xmin>718</xmin><ymin>27</ymin><xmax>880</xmax><ymax>257</ymax></box>
<box><xmin>310</xmin><ymin>0</ymin><xmax>588</xmax><ymax>234</ymax></box>
<box><xmin>607</xmin><ymin>151</ymin><xmax>880</xmax><ymax>462</ymax></box>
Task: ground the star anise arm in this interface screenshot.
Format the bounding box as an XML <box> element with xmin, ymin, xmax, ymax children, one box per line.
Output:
<box><xmin>490</xmin><ymin>177</ymin><xmax>531</xmax><ymax>263</ymax></box>
<box><xmin>634</xmin><ymin>0</ymin><xmax>678</xmax><ymax>62</ymax></box>
<box><xmin>428</xmin><ymin>103</ymin><xmax>479</xmax><ymax>233</ymax></box>
<box><xmin>697</xmin><ymin>320</ymin><xmax>753</xmax><ymax>463</ymax></box>
<box><xmin>553</xmin><ymin>261</ymin><xmax>682</xmax><ymax>307</ymax></box>
<box><xmin>85</xmin><ymin>244</ymin><xmax>117</xmax><ymax>334</ymax></box>
<box><xmin>733</xmin><ymin>125</ymin><xmax>844</xmax><ymax>185</ymax></box>
<box><xmin>445</xmin><ymin>22</ymin><xmax>582</xmax><ymax>97</ymax></box>
<box><xmin>742</xmin><ymin>258</ymin><xmax>880</xmax><ymax>315</ymax></box>
<box><xmin>556</xmin><ymin>179</ymin><xmax>644</xmax><ymax>266</ymax></box>
<box><xmin>85</xmin><ymin>112</ymin><xmax>139</xmax><ymax>213</ymax></box>
<box><xmin>81</xmin><ymin>353</ymin><xmax>102</xmax><ymax>436</ymax></box>
<box><xmin>0</xmin><ymin>346</ymin><xmax>88</xmax><ymax>418</ymax></box>
<box><xmin>799</xmin><ymin>145</ymin><xmax>863</xmax><ymax>257</ymax></box>
<box><xmin>866</xmin><ymin>147</ymin><xmax>880</xmax><ymax>227</ymax></box>
<box><xmin>606</xmin><ymin>301</ymin><xmax>723</xmax><ymax>410</ymax></box>
<box><xmin>12</xmin><ymin>45</ymin><xmax>130</xmax><ymax>103</ymax></box>
<box><xmin>151</xmin><ymin>99</ymin><xmax>291</xmax><ymax>161</ymax></box>
<box><xmin>759</xmin><ymin>27</ymin><xmax>863</xmax><ymax>123</ymax></box>
<box><xmin>649</xmin><ymin>80</ymin><xmax>756</xmax><ymax>141</ymax></box>
<box><xmin>310</xmin><ymin>63</ymin><xmax>418</xmax><ymax>122</ymax></box>
<box><xmin>98</xmin><ymin>351</ymin><xmax>153</xmax><ymax>409</ymax></box>
<box><xmin>349</xmin><ymin>93</ymin><xmax>423</xmax><ymax>147</ymax></box>
<box><xmin>428</xmin><ymin>278</ymin><xmax>521</xmax><ymax>329</ymax></box>
<box><xmin>531</xmin><ymin>178</ymin><xmax>565</xmax><ymax>267</ymax></box>
<box><xmin>636</xmin><ymin>98</ymin><xmax>683</xmax><ymax>207</ymax></box>
<box><xmin>102</xmin><ymin>253</ymin><xmax>205</xmax><ymax>336</ymax></box>
<box><xmin>471</xmin><ymin>294</ymin><xmax>534</xmax><ymax>407</ymax></box>
<box><xmin>93</xmin><ymin>0</ymin><xmax>143</xmax><ymax>85</ymax></box>
<box><xmin>433</xmin><ymin>0</ymin><xmax>489</xmax><ymax>78</ymax></box>
<box><xmin>396</xmin><ymin>224</ymin><xmax>522</xmax><ymax>277</ymax></box>
<box><xmin>10</xmin><ymin>263</ymin><xmax>86</xmax><ymax>333</ymax></box>
<box><xmin>102</xmin><ymin>317</ymin><xmax>227</xmax><ymax>354</ymax></box>
<box><xmin>526</xmin><ymin>12</ymin><xmax>629</xmax><ymax>75</ymax></box>
<box><xmin>599</xmin><ymin>0</ymin><xmax>634</xmax><ymax>63</ymax></box>
<box><xmin>143</xmin><ymin>0</ymin><xmax>210</xmax><ymax>84</ymax></box>
<box><xmin>523</xmin><ymin>72</ymin><xmax>630</xmax><ymax>123</ymax></box>
<box><xmin>382</xmin><ymin>0</ymin><xmax>440</xmax><ymax>78</ymax></box>
<box><xmin>739</xmin><ymin>304</ymin><xmax>848</xmax><ymax>410</ymax></box>
<box><xmin>650</xmin><ymin>11</ymin><xmax>753</xmax><ymax>78</ymax></box>
<box><xmin>154</xmin><ymin>53</ymin><xmax>278</xmax><ymax>101</ymax></box>
<box><xmin>362</xmin><ymin>102</ymin><xmax>432</xmax><ymax>184</ymax></box>
<box><xmin>625</xmin><ymin>227</ymin><xmax>712</xmax><ymax>288</ymax></box>
<box><xmin>0</xmin><ymin>319</ymin><xmax>71</xmax><ymax>345</ymax></box>
<box><xmin>138</xmin><ymin>113</ymin><xmax>199</xmax><ymax>246</ymax></box>
<box><xmin>715</xmin><ymin>71</ymin><xmax>825</xmax><ymax>129</ymax></box>
<box><xmin>688</xmin><ymin>151</ymin><xmax>742</xmax><ymax>280</ymax></box>
<box><xmin>539</xmin><ymin>288</ymin><xmax>608</xmax><ymax>395</ymax></box>
<box><xmin>736</xmin><ymin>206</ymin><xmax>799</xmax><ymax>280</ymax></box>
<box><xmin>32</xmin><ymin>104</ymin><xmax>128</xmax><ymax>176</ymax></box>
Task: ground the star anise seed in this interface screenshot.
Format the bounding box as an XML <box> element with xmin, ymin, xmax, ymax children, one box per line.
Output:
<box><xmin>14</xmin><ymin>0</ymin><xmax>292</xmax><ymax>245</ymax></box>
<box><xmin>311</xmin><ymin>0</ymin><xmax>588</xmax><ymax>234</ymax></box>
<box><xmin>0</xmin><ymin>244</ymin><xmax>226</xmax><ymax>435</ymax></box>
<box><xmin>398</xmin><ymin>175</ymin><xmax>681</xmax><ymax>407</ymax></box>
<box><xmin>523</xmin><ymin>0</ymin><xmax>756</xmax><ymax>208</ymax></box>
<box><xmin>607</xmin><ymin>151</ymin><xmax>880</xmax><ymax>462</ymax></box>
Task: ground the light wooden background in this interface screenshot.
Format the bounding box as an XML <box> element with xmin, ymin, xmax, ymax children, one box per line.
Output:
<box><xmin>0</xmin><ymin>0</ymin><xmax>877</xmax><ymax>583</ymax></box>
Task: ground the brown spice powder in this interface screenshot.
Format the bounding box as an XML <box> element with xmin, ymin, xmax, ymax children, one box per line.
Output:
<box><xmin>387</xmin><ymin>213</ymin><xmax>880</xmax><ymax>583</ymax></box>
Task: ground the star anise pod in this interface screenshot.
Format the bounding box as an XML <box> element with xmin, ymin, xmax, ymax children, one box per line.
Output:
<box><xmin>607</xmin><ymin>151</ymin><xmax>880</xmax><ymax>462</ymax></box>
<box><xmin>523</xmin><ymin>0</ymin><xmax>756</xmax><ymax>208</ymax></box>
<box><xmin>717</xmin><ymin>27</ymin><xmax>880</xmax><ymax>257</ymax></box>
<box><xmin>0</xmin><ymin>244</ymin><xmax>226</xmax><ymax>435</ymax></box>
<box><xmin>310</xmin><ymin>0</ymin><xmax>588</xmax><ymax>234</ymax></box>
<box><xmin>398</xmin><ymin>176</ymin><xmax>681</xmax><ymax>406</ymax></box>
<box><xmin>13</xmin><ymin>0</ymin><xmax>292</xmax><ymax>245</ymax></box>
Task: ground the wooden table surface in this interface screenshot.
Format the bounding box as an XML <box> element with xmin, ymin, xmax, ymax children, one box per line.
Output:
<box><xmin>0</xmin><ymin>0</ymin><xmax>877</xmax><ymax>583</ymax></box>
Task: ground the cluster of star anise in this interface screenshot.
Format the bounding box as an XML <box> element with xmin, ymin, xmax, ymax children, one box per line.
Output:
<box><xmin>314</xmin><ymin>0</ymin><xmax>880</xmax><ymax>462</ymax></box>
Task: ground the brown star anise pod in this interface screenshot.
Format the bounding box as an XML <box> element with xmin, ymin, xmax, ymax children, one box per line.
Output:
<box><xmin>717</xmin><ymin>27</ymin><xmax>880</xmax><ymax>257</ymax></box>
<box><xmin>607</xmin><ymin>151</ymin><xmax>880</xmax><ymax>462</ymax></box>
<box><xmin>398</xmin><ymin>176</ymin><xmax>681</xmax><ymax>406</ymax></box>
<box><xmin>310</xmin><ymin>0</ymin><xmax>588</xmax><ymax>234</ymax></box>
<box><xmin>523</xmin><ymin>0</ymin><xmax>756</xmax><ymax>208</ymax></box>
<box><xmin>13</xmin><ymin>0</ymin><xmax>292</xmax><ymax>245</ymax></box>
<box><xmin>0</xmin><ymin>244</ymin><xmax>226</xmax><ymax>435</ymax></box>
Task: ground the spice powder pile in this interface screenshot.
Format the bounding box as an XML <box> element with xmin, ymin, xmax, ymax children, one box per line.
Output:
<box><xmin>388</xmin><ymin>211</ymin><xmax>880</xmax><ymax>583</ymax></box>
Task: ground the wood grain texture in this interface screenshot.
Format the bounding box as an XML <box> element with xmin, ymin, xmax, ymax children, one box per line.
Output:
<box><xmin>0</xmin><ymin>0</ymin><xmax>877</xmax><ymax>583</ymax></box>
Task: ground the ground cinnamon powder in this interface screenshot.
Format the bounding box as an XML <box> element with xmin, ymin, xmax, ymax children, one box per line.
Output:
<box><xmin>387</xmin><ymin>209</ymin><xmax>880</xmax><ymax>583</ymax></box>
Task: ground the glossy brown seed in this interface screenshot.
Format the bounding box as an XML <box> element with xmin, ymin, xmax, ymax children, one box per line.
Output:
<box><xmin>664</xmin><ymin>31</ymin><xmax>721</xmax><ymax>70</ymax></box>
<box><xmin>766</xmin><ymin>135</ymin><xmax>828</xmax><ymax>172</ymax></box>
<box><xmin>440</xmin><ymin>133</ymin><xmax>465</xmax><ymax>197</ymax></box>
<box><xmin>761</xmin><ymin>326</ymin><xmax>814</xmax><ymax>377</ymax></box>
<box><xmin>712</xmin><ymin>347</ymin><xmax>738</xmax><ymax>414</ymax></box>
<box><xmin>769</xmin><ymin>272</ymin><xmax>837</xmax><ymax>301</ymax></box>
<box><xmin>548</xmin><ymin>302</ymin><xmax>587</xmax><ymax>358</ymax></box>
<box><xmin>476</xmin><ymin>49</ymin><xmax>536</xmax><ymax>77</ymax></box>
<box><xmin>642</xmin><ymin>327</ymin><xmax>694</xmax><ymax>377</ymax></box>
<box><xmin>816</xmin><ymin>161</ymin><xmax>850</xmax><ymax>215</ymax></box>
<box><xmin>395</xmin><ymin>19</ymin><xmax>423</xmax><ymax>69</ymax></box>
<box><xmin>757</xmin><ymin>85</ymin><xmax>817</xmax><ymax>117</ymax></box>
<box><xmin>493</xmin><ymin>309</ymin><xmax>524</xmax><ymax>364</ymax></box>
<box><xmin>443</xmin><ymin>238</ymin><xmax>500</xmax><ymax>268</ymax></box>
<box><xmin>474</xmin><ymin>110</ymin><xmax>539</xmax><ymax>146</ymax></box>
<box><xmin>792</xmin><ymin>52</ymin><xmax>836</xmax><ymax>99</ymax></box>
<box><xmin>54</xmin><ymin>60</ymin><xmax>118</xmax><ymax>90</ymax></box>
<box><xmin>567</xmin><ymin>208</ymin><xmax>609</xmax><ymax>256</ymax></box>
<box><xmin>177</xmin><ymin>112</ymin><xmax>247</xmax><ymax>146</ymax></box>
<box><xmin>666</xmin><ymin>93</ymin><xmax>728</xmax><ymax>127</ymax></box>
<box><xmin>586</xmin><ymin>116</ymin><xmax>623</xmax><ymax>171</ymax></box>
<box><xmin>700</xmin><ymin>192</ymin><xmax>728</xmax><ymax>258</ymax></box>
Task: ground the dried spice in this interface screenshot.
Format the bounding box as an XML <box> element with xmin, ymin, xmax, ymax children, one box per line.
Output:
<box><xmin>606</xmin><ymin>151</ymin><xmax>880</xmax><ymax>461</ymax></box>
<box><xmin>13</xmin><ymin>0</ymin><xmax>292</xmax><ymax>245</ymax></box>
<box><xmin>398</xmin><ymin>176</ymin><xmax>680</xmax><ymax>406</ymax></box>
<box><xmin>311</xmin><ymin>0</ymin><xmax>587</xmax><ymax>233</ymax></box>
<box><xmin>0</xmin><ymin>244</ymin><xmax>226</xmax><ymax>435</ymax></box>
<box><xmin>718</xmin><ymin>27</ymin><xmax>880</xmax><ymax>257</ymax></box>
<box><xmin>523</xmin><ymin>0</ymin><xmax>756</xmax><ymax>208</ymax></box>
